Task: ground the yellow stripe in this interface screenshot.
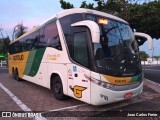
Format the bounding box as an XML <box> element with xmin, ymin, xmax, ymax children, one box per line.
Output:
<box><xmin>48</xmin><ymin>58</ymin><xmax>57</xmax><ymax>60</ymax></box>
<box><xmin>8</xmin><ymin>52</ymin><xmax>30</xmax><ymax>78</ymax></box>
<box><xmin>102</xmin><ymin>74</ymin><xmax>131</xmax><ymax>85</ymax></box>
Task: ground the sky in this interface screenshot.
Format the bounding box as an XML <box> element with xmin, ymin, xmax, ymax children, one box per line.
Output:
<box><xmin>0</xmin><ymin>0</ymin><xmax>159</xmax><ymax>56</ymax></box>
<box><xmin>139</xmin><ymin>38</ymin><xmax>160</xmax><ymax>57</ymax></box>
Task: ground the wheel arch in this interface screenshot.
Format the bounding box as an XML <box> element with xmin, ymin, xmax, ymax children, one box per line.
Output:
<box><xmin>50</xmin><ymin>73</ymin><xmax>59</xmax><ymax>89</ymax></box>
<box><xmin>50</xmin><ymin>72</ymin><xmax>66</xmax><ymax>95</ymax></box>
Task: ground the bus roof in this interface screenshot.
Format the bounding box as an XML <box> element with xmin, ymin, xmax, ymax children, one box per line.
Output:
<box><xmin>10</xmin><ymin>26</ymin><xmax>38</xmax><ymax>44</ymax></box>
<box><xmin>57</xmin><ymin>8</ymin><xmax>128</xmax><ymax>24</ymax></box>
<box><xmin>10</xmin><ymin>8</ymin><xmax>128</xmax><ymax>44</ymax></box>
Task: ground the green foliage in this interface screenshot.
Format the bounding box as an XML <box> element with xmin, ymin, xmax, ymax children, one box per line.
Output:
<box><xmin>59</xmin><ymin>0</ymin><xmax>160</xmax><ymax>38</ymax></box>
<box><xmin>0</xmin><ymin>37</ymin><xmax>10</xmax><ymax>59</ymax></box>
<box><xmin>153</xmin><ymin>56</ymin><xmax>160</xmax><ymax>60</ymax></box>
<box><xmin>60</xmin><ymin>0</ymin><xmax>74</xmax><ymax>9</ymax></box>
<box><xmin>139</xmin><ymin>51</ymin><xmax>149</xmax><ymax>61</ymax></box>
<box><xmin>0</xmin><ymin>39</ymin><xmax>4</xmax><ymax>52</ymax></box>
<box><xmin>80</xmin><ymin>1</ymin><xmax>94</xmax><ymax>9</ymax></box>
<box><xmin>127</xmin><ymin>1</ymin><xmax>160</xmax><ymax>39</ymax></box>
<box><xmin>13</xmin><ymin>23</ymin><xmax>28</xmax><ymax>40</ymax></box>
<box><xmin>153</xmin><ymin>55</ymin><xmax>160</xmax><ymax>64</ymax></box>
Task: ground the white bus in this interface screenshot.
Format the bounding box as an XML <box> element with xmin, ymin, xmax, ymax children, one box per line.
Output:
<box><xmin>8</xmin><ymin>8</ymin><xmax>152</xmax><ymax>105</ymax></box>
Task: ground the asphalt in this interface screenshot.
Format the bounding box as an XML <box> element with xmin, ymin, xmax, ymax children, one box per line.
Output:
<box><xmin>0</xmin><ymin>67</ymin><xmax>8</xmax><ymax>73</ymax></box>
<box><xmin>143</xmin><ymin>65</ymin><xmax>160</xmax><ymax>83</ymax></box>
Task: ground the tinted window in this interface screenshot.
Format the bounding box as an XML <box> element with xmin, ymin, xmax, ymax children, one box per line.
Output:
<box><xmin>9</xmin><ymin>19</ymin><xmax>62</xmax><ymax>54</ymax></box>
<box><xmin>73</xmin><ymin>32</ymin><xmax>89</xmax><ymax>67</ymax></box>
<box><xmin>9</xmin><ymin>41</ymin><xmax>22</xmax><ymax>54</ymax></box>
<box><xmin>43</xmin><ymin>22</ymin><xmax>62</xmax><ymax>50</ymax></box>
<box><xmin>60</xmin><ymin>14</ymin><xmax>84</xmax><ymax>56</ymax></box>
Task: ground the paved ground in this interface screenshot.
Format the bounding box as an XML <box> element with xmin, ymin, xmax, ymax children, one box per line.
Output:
<box><xmin>0</xmin><ymin>67</ymin><xmax>160</xmax><ymax>120</ymax></box>
<box><xmin>0</xmin><ymin>67</ymin><xmax>8</xmax><ymax>74</ymax></box>
<box><xmin>143</xmin><ymin>65</ymin><xmax>160</xmax><ymax>83</ymax></box>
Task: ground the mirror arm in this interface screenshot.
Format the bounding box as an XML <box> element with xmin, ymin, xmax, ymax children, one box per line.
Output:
<box><xmin>134</xmin><ymin>32</ymin><xmax>153</xmax><ymax>50</ymax></box>
<box><xmin>71</xmin><ymin>20</ymin><xmax>100</xmax><ymax>43</ymax></box>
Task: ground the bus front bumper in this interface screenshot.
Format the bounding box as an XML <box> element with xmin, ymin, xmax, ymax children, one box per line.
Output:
<box><xmin>90</xmin><ymin>81</ymin><xmax>143</xmax><ymax>105</ymax></box>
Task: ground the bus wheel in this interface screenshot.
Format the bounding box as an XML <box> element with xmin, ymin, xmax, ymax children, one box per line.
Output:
<box><xmin>15</xmin><ymin>69</ymin><xmax>20</xmax><ymax>81</ymax></box>
<box><xmin>12</xmin><ymin>68</ymin><xmax>15</xmax><ymax>79</ymax></box>
<box><xmin>51</xmin><ymin>76</ymin><xmax>66</xmax><ymax>101</ymax></box>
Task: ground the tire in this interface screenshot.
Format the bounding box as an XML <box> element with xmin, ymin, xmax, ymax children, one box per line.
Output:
<box><xmin>51</xmin><ymin>76</ymin><xmax>66</xmax><ymax>101</ymax></box>
<box><xmin>13</xmin><ymin>69</ymin><xmax>17</xmax><ymax>80</ymax></box>
<box><xmin>12</xmin><ymin>68</ymin><xmax>16</xmax><ymax>79</ymax></box>
<box><xmin>14</xmin><ymin>69</ymin><xmax>20</xmax><ymax>81</ymax></box>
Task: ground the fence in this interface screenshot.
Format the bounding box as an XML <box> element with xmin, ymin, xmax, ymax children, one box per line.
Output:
<box><xmin>0</xmin><ymin>60</ymin><xmax>7</xmax><ymax>68</ymax></box>
<box><xmin>141</xmin><ymin>60</ymin><xmax>160</xmax><ymax>65</ymax></box>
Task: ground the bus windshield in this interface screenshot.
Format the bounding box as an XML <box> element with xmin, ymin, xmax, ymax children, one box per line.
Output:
<box><xmin>86</xmin><ymin>14</ymin><xmax>141</xmax><ymax>76</ymax></box>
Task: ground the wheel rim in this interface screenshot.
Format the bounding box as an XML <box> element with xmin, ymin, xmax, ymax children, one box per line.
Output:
<box><xmin>55</xmin><ymin>83</ymin><xmax>61</xmax><ymax>94</ymax></box>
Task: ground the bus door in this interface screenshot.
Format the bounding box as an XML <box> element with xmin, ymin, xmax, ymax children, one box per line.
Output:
<box><xmin>67</xmin><ymin>30</ymin><xmax>91</xmax><ymax>104</ymax></box>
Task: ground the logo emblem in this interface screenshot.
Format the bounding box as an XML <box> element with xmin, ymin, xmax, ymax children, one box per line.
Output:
<box><xmin>70</xmin><ymin>85</ymin><xmax>87</xmax><ymax>98</ymax></box>
<box><xmin>73</xmin><ymin>66</ymin><xmax>77</xmax><ymax>72</ymax></box>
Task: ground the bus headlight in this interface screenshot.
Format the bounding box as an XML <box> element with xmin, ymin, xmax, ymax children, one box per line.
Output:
<box><xmin>90</xmin><ymin>77</ymin><xmax>115</xmax><ymax>89</ymax></box>
<box><xmin>84</xmin><ymin>74</ymin><xmax>115</xmax><ymax>89</ymax></box>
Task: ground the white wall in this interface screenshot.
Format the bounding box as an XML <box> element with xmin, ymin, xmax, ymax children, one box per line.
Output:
<box><xmin>141</xmin><ymin>60</ymin><xmax>160</xmax><ymax>65</ymax></box>
<box><xmin>0</xmin><ymin>60</ymin><xmax>7</xmax><ymax>67</ymax></box>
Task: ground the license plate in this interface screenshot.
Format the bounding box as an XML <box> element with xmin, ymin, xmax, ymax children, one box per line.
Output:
<box><xmin>124</xmin><ymin>92</ymin><xmax>133</xmax><ymax>98</ymax></box>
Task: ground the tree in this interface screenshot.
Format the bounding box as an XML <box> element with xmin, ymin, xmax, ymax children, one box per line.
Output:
<box><xmin>127</xmin><ymin>1</ymin><xmax>160</xmax><ymax>39</ymax></box>
<box><xmin>0</xmin><ymin>37</ymin><xmax>10</xmax><ymax>62</ymax></box>
<box><xmin>12</xmin><ymin>23</ymin><xmax>28</xmax><ymax>40</ymax></box>
<box><xmin>80</xmin><ymin>1</ymin><xmax>94</xmax><ymax>9</ymax></box>
<box><xmin>0</xmin><ymin>38</ymin><xmax>4</xmax><ymax>55</ymax></box>
<box><xmin>153</xmin><ymin>56</ymin><xmax>160</xmax><ymax>65</ymax></box>
<box><xmin>0</xmin><ymin>26</ymin><xmax>11</xmax><ymax>59</ymax></box>
<box><xmin>139</xmin><ymin>51</ymin><xmax>149</xmax><ymax>65</ymax></box>
<box><xmin>60</xmin><ymin>0</ymin><xmax>74</xmax><ymax>9</ymax></box>
<box><xmin>59</xmin><ymin>0</ymin><xmax>160</xmax><ymax>38</ymax></box>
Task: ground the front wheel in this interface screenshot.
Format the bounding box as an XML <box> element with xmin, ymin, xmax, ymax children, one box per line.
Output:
<box><xmin>51</xmin><ymin>76</ymin><xmax>66</xmax><ymax>101</ymax></box>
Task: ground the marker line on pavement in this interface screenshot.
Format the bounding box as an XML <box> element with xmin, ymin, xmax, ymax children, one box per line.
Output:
<box><xmin>145</xmin><ymin>78</ymin><xmax>160</xmax><ymax>86</ymax></box>
<box><xmin>0</xmin><ymin>83</ymin><xmax>32</xmax><ymax>111</ymax></box>
<box><xmin>144</xmin><ymin>78</ymin><xmax>160</xmax><ymax>95</ymax></box>
<box><xmin>0</xmin><ymin>82</ymin><xmax>47</xmax><ymax>120</ymax></box>
<box><xmin>49</xmin><ymin>104</ymin><xmax>87</xmax><ymax>111</ymax></box>
<box><xmin>0</xmin><ymin>67</ymin><xmax>8</xmax><ymax>69</ymax></box>
<box><xmin>143</xmin><ymin>69</ymin><xmax>160</xmax><ymax>72</ymax></box>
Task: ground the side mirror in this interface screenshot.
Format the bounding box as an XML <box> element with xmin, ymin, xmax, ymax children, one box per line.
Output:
<box><xmin>134</xmin><ymin>32</ymin><xmax>153</xmax><ymax>50</ymax></box>
<box><xmin>71</xmin><ymin>20</ymin><xmax>100</xmax><ymax>43</ymax></box>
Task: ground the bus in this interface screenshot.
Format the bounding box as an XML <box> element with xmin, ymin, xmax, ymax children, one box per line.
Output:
<box><xmin>8</xmin><ymin>8</ymin><xmax>152</xmax><ymax>105</ymax></box>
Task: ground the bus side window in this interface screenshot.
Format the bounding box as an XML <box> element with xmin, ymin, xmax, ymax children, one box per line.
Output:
<box><xmin>73</xmin><ymin>32</ymin><xmax>89</xmax><ymax>67</ymax></box>
<box><xmin>22</xmin><ymin>37</ymin><xmax>27</xmax><ymax>52</ymax></box>
<box><xmin>31</xmin><ymin>36</ymin><xmax>39</xmax><ymax>50</ymax></box>
<box><xmin>59</xmin><ymin>13</ymin><xmax>84</xmax><ymax>56</ymax></box>
<box><xmin>11</xmin><ymin>41</ymin><xmax>22</xmax><ymax>54</ymax></box>
<box><xmin>34</xmin><ymin>28</ymin><xmax>46</xmax><ymax>48</ymax></box>
<box><xmin>30</xmin><ymin>32</ymin><xmax>39</xmax><ymax>50</ymax></box>
<box><xmin>44</xmin><ymin>21</ymin><xmax>62</xmax><ymax>50</ymax></box>
<box><xmin>22</xmin><ymin>32</ymin><xmax>39</xmax><ymax>51</ymax></box>
<box><xmin>23</xmin><ymin>34</ymin><xmax>33</xmax><ymax>51</ymax></box>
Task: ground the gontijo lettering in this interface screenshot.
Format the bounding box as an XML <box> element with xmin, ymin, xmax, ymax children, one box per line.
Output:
<box><xmin>13</xmin><ymin>55</ymin><xmax>24</xmax><ymax>61</ymax></box>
